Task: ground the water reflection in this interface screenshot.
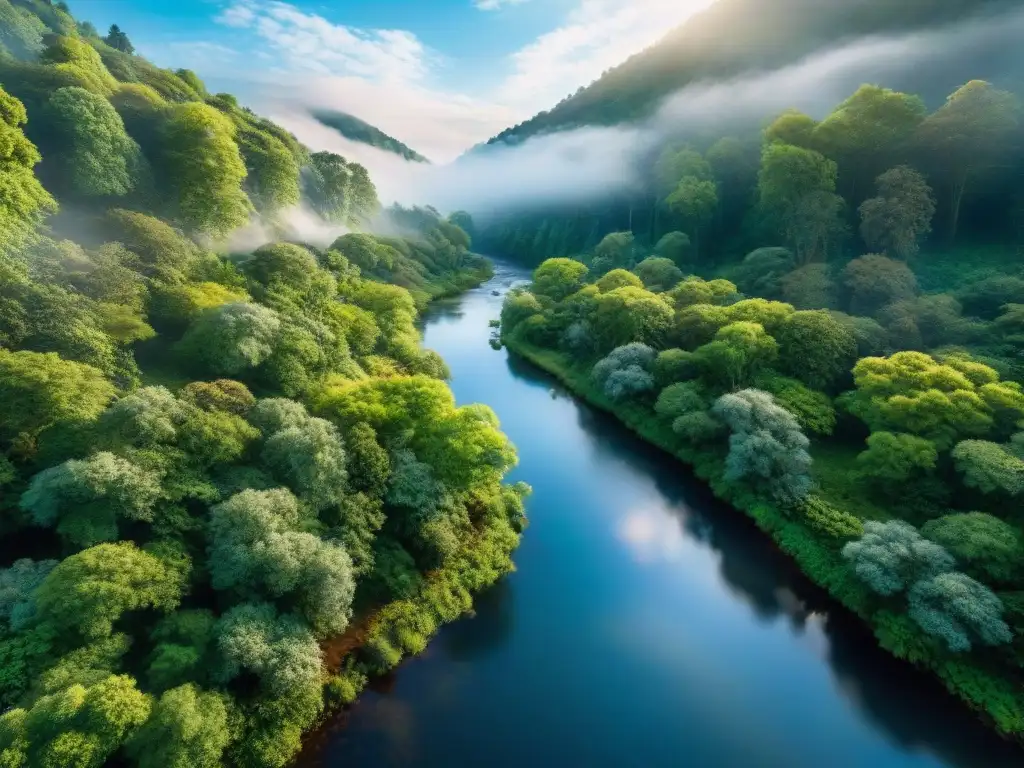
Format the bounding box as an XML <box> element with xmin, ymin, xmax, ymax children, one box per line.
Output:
<box><xmin>442</xmin><ymin>580</ymin><xmax>516</xmax><ymax>661</ymax></box>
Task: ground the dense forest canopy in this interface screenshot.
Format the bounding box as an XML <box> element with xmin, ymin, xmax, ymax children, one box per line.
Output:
<box><xmin>311</xmin><ymin>109</ymin><xmax>430</xmax><ymax>164</ymax></box>
<box><xmin>0</xmin><ymin>2</ymin><xmax>524</xmax><ymax>767</ymax></box>
<box><xmin>492</xmin><ymin>0</ymin><xmax>1024</xmax><ymax>736</ymax></box>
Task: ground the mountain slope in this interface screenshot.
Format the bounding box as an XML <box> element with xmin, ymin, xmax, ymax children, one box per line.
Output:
<box><xmin>484</xmin><ymin>0</ymin><xmax>1017</xmax><ymax>147</ymax></box>
<box><xmin>312</xmin><ymin>108</ymin><xmax>430</xmax><ymax>163</ymax></box>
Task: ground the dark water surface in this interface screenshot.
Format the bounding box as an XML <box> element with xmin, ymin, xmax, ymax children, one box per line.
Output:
<box><xmin>299</xmin><ymin>263</ymin><xmax>1020</xmax><ymax>768</ymax></box>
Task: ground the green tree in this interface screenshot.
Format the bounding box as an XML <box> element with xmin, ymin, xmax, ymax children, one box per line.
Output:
<box><xmin>0</xmin><ymin>674</ymin><xmax>150</xmax><ymax>768</ymax></box>
<box><xmin>859</xmin><ymin>166</ymin><xmax>936</xmax><ymax>259</ymax></box>
<box><xmin>842</xmin><ymin>520</ymin><xmax>953</xmax><ymax>596</ymax></box>
<box><xmin>712</xmin><ymin>389</ymin><xmax>812</xmax><ymax>506</ymax></box>
<box><xmin>591</xmin><ymin>231</ymin><xmax>635</xmax><ymax>272</ymax></box>
<box><xmin>780</xmin><ymin>263</ymin><xmax>836</xmax><ymax>310</ymax></box>
<box><xmin>666</xmin><ymin>176</ymin><xmax>717</xmax><ymax>256</ymax></box>
<box><xmin>0</xmin><ymin>350</ymin><xmax>114</xmax><ymax>448</ymax></box>
<box><xmin>909</xmin><ymin>572</ymin><xmax>1011</xmax><ymax>652</ymax></box>
<box><xmin>20</xmin><ymin>452</ymin><xmax>163</xmax><ymax>548</ymax></box>
<box><xmin>159</xmin><ymin>102</ymin><xmax>251</xmax><ymax>236</ymax></box>
<box><xmin>922</xmin><ymin>513</ymin><xmax>1021</xmax><ymax>584</ymax></box>
<box><xmin>0</xmin><ymin>86</ymin><xmax>56</xmax><ymax>254</ymax></box>
<box><xmin>41</xmin><ymin>86</ymin><xmax>144</xmax><ymax>198</ymax></box>
<box><xmin>694</xmin><ymin>321</ymin><xmax>778</xmax><ymax>390</ymax></box>
<box><xmin>653</xmin><ymin>231</ymin><xmax>692</xmax><ymax>268</ymax></box>
<box><xmin>951</xmin><ymin>440</ymin><xmax>1024</xmax><ymax>496</ymax></box>
<box><xmin>176</xmin><ymin>302</ymin><xmax>282</xmax><ymax>376</ymax></box>
<box><xmin>841</xmin><ymin>254</ymin><xmax>917</xmax><ymax>315</ymax></box>
<box><xmin>35</xmin><ymin>542</ymin><xmax>184</xmax><ymax>639</ymax></box>
<box><xmin>765</xmin><ymin>109</ymin><xmax>818</xmax><ymax>148</ymax></box>
<box><xmin>103</xmin><ymin>23</ymin><xmax>134</xmax><ymax>54</ymax></box>
<box><xmin>595</xmin><ymin>269</ymin><xmax>642</xmax><ymax>293</ymax></box>
<box><xmin>126</xmin><ymin>684</ymin><xmax>230</xmax><ymax>768</ymax></box>
<box><xmin>915</xmin><ymin>81</ymin><xmax>1020</xmax><ymax>240</ymax></box>
<box><xmin>532</xmin><ymin>258</ymin><xmax>588</xmax><ymax>301</ymax></box>
<box><xmin>304</xmin><ymin>151</ymin><xmax>351</xmax><ymax>223</ymax></box>
<box><xmin>775</xmin><ymin>310</ymin><xmax>857</xmax><ymax>389</ymax></box>
<box><xmin>633</xmin><ymin>257</ymin><xmax>684</xmax><ymax>292</ymax></box>
<box><xmin>261</xmin><ymin>417</ymin><xmax>348</xmax><ymax>511</ymax></box>
<box><xmin>590</xmin><ymin>286</ymin><xmax>673</xmax><ymax>351</ymax></box>
<box><xmin>0</xmin><ymin>559</ymin><xmax>57</xmax><ymax>631</ymax></box>
<box><xmin>856</xmin><ymin>431</ymin><xmax>938</xmax><ymax>486</ymax></box>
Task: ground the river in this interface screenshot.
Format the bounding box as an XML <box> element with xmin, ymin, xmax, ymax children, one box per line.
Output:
<box><xmin>299</xmin><ymin>261</ymin><xmax>1021</xmax><ymax>768</ymax></box>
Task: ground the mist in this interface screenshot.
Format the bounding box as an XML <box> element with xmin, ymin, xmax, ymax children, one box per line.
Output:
<box><xmin>274</xmin><ymin>2</ymin><xmax>1024</xmax><ymax>221</ymax></box>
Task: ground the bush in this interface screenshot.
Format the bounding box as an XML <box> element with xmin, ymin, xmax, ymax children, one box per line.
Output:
<box><xmin>800</xmin><ymin>496</ymin><xmax>864</xmax><ymax>538</ymax></box>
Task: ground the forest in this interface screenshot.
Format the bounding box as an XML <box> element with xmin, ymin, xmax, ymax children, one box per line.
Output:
<box><xmin>0</xmin><ymin>1</ymin><xmax>525</xmax><ymax>767</ymax></box>
<box><xmin>496</xmin><ymin>71</ymin><xmax>1024</xmax><ymax>736</ymax></box>
<box><xmin>311</xmin><ymin>110</ymin><xmax>430</xmax><ymax>164</ymax></box>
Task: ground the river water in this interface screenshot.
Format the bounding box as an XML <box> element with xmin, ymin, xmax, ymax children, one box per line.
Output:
<box><xmin>299</xmin><ymin>262</ymin><xmax>1020</xmax><ymax>768</ymax></box>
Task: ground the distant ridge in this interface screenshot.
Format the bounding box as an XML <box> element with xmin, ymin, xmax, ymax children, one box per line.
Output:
<box><xmin>312</xmin><ymin>109</ymin><xmax>430</xmax><ymax>163</ymax></box>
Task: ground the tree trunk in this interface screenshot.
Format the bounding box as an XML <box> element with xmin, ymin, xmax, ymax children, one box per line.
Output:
<box><xmin>950</xmin><ymin>170</ymin><xmax>968</xmax><ymax>244</ymax></box>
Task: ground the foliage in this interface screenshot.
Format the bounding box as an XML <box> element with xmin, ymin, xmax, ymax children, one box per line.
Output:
<box><xmin>951</xmin><ymin>440</ymin><xmax>1024</xmax><ymax>496</ymax></box>
<box><xmin>909</xmin><ymin>572</ymin><xmax>1012</xmax><ymax>652</ymax></box>
<box><xmin>532</xmin><ymin>258</ymin><xmax>588</xmax><ymax>301</ymax></box>
<box><xmin>841</xmin><ymin>254</ymin><xmax>918</xmax><ymax>315</ymax></box>
<box><xmin>775</xmin><ymin>310</ymin><xmax>857</xmax><ymax>389</ymax></box>
<box><xmin>859</xmin><ymin>166</ymin><xmax>935</xmax><ymax>259</ymax></box>
<box><xmin>713</xmin><ymin>389</ymin><xmax>812</xmax><ymax>506</ymax></box>
<box><xmin>856</xmin><ymin>431</ymin><xmax>938</xmax><ymax>485</ymax></box>
<box><xmin>0</xmin><ymin>87</ymin><xmax>56</xmax><ymax>255</ymax></box>
<box><xmin>126</xmin><ymin>684</ymin><xmax>230</xmax><ymax>768</ymax></box>
<box><xmin>842</xmin><ymin>520</ymin><xmax>954</xmax><ymax>596</ymax></box>
<box><xmin>922</xmin><ymin>513</ymin><xmax>1021</xmax><ymax>584</ymax></box>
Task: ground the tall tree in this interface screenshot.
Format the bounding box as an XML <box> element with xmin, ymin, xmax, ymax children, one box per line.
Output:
<box><xmin>103</xmin><ymin>24</ymin><xmax>134</xmax><ymax>54</ymax></box>
<box><xmin>915</xmin><ymin>81</ymin><xmax>1020</xmax><ymax>241</ymax></box>
<box><xmin>859</xmin><ymin>166</ymin><xmax>936</xmax><ymax>259</ymax></box>
<box><xmin>0</xmin><ymin>87</ymin><xmax>56</xmax><ymax>255</ymax></box>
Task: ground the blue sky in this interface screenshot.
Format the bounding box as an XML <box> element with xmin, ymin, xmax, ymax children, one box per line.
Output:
<box><xmin>69</xmin><ymin>0</ymin><xmax>717</xmax><ymax>161</ymax></box>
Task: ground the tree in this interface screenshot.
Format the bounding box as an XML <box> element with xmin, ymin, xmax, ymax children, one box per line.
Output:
<box><xmin>35</xmin><ymin>542</ymin><xmax>184</xmax><ymax>639</ymax></box>
<box><xmin>633</xmin><ymin>257</ymin><xmax>684</xmax><ymax>292</ymax></box>
<box><xmin>844</xmin><ymin>352</ymin><xmax>1024</xmax><ymax>449</ymax></box>
<box><xmin>780</xmin><ymin>264</ymin><xmax>836</xmax><ymax>310</ymax></box>
<box><xmin>104</xmin><ymin>23</ymin><xmax>134</xmax><ymax>53</ymax></box>
<box><xmin>126</xmin><ymin>684</ymin><xmax>230</xmax><ymax>768</ymax></box>
<box><xmin>694</xmin><ymin>321</ymin><xmax>778</xmax><ymax>390</ymax></box>
<box><xmin>752</xmin><ymin>371</ymin><xmax>837</xmax><ymax>436</ymax></box>
<box><xmin>774</xmin><ymin>310</ymin><xmax>857</xmax><ymax>389</ymax></box>
<box><xmin>655</xmin><ymin>382</ymin><xmax>707</xmax><ymax>421</ymax></box>
<box><xmin>666</xmin><ymin>176</ymin><xmax>717</xmax><ymax>255</ymax></box>
<box><xmin>729</xmin><ymin>247</ymin><xmax>795</xmax><ymax>300</ymax></box>
<box><xmin>841</xmin><ymin>254</ymin><xmax>917</xmax><ymax>316</ymax></box>
<box><xmin>177</xmin><ymin>302</ymin><xmax>281</xmax><ymax>376</ymax></box>
<box><xmin>20</xmin><ymin>452</ymin><xmax>164</xmax><ymax>547</ymax></box>
<box><xmin>0</xmin><ymin>559</ymin><xmax>57</xmax><ymax>631</ymax></box>
<box><xmin>261</xmin><ymin>417</ymin><xmax>348</xmax><ymax>511</ymax></box>
<box><xmin>712</xmin><ymin>389</ymin><xmax>812</xmax><ymax>506</ymax></box>
<box><xmin>915</xmin><ymin>81</ymin><xmax>1019</xmax><ymax>241</ymax></box>
<box><xmin>765</xmin><ymin>109</ymin><xmax>818</xmax><ymax>148</ymax></box>
<box><xmin>856</xmin><ymin>432</ymin><xmax>938</xmax><ymax>485</ymax></box>
<box><xmin>951</xmin><ymin>440</ymin><xmax>1024</xmax><ymax>496</ymax></box>
<box><xmin>532</xmin><ymin>258</ymin><xmax>588</xmax><ymax>301</ymax></box>
<box><xmin>757</xmin><ymin>143</ymin><xmax>841</xmax><ymax>263</ymax></box>
<box><xmin>235</xmin><ymin>118</ymin><xmax>301</xmax><ymax>214</ymax></box>
<box><xmin>909</xmin><ymin>572</ymin><xmax>1011</xmax><ymax>652</ymax></box>
<box><xmin>595</xmin><ymin>269</ymin><xmax>642</xmax><ymax>293</ymax></box>
<box><xmin>344</xmin><ymin>422</ymin><xmax>390</xmax><ymax>497</ymax></box>
<box><xmin>0</xmin><ymin>1</ymin><xmax>47</xmax><ymax>59</ymax></box>
<box><xmin>812</xmin><ymin>85</ymin><xmax>926</xmax><ymax>198</ymax></box>
<box><xmin>592</xmin><ymin>231</ymin><xmax>635</xmax><ymax>272</ymax></box>
<box><xmin>0</xmin><ymin>349</ymin><xmax>114</xmax><ymax>447</ymax></box>
<box><xmin>179</xmin><ymin>379</ymin><xmax>255</xmax><ymax>415</ymax></box>
<box><xmin>876</xmin><ymin>295</ymin><xmax>973</xmax><ymax>351</ymax></box>
<box><xmin>304</xmin><ymin>151</ymin><xmax>351</xmax><ymax>223</ymax></box>
<box><xmin>842</xmin><ymin>520</ymin><xmax>953</xmax><ymax>596</ymax></box>
<box><xmin>859</xmin><ymin>166</ymin><xmax>936</xmax><ymax>259</ymax></box>
<box><xmin>207</xmin><ymin>489</ymin><xmax>355</xmax><ymax>636</ymax></box>
<box><xmin>159</xmin><ymin>102</ymin><xmax>251</xmax><ymax>236</ymax></box>
<box><xmin>922</xmin><ymin>513</ymin><xmax>1021</xmax><ymax>584</ymax></box>
<box><xmin>0</xmin><ymin>86</ymin><xmax>56</xmax><ymax>254</ymax></box>
<box><xmin>653</xmin><ymin>231</ymin><xmax>692</xmax><ymax>268</ymax></box>
<box><xmin>242</xmin><ymin>242</ymin><xmax>319</xmax><ymax>294</ymax></box>
<box><xmin>590</xmin><ymin>286</ymin><xmax>673</xmax><ymax>351</ymax></box>
<box><xmin>0</xmin><ymin>674</ymin><xmax>150</xmax><ymax>768</ymax></box>
<box><xmin>41</xmin><ymin>86</ymin><xmax>144</xmax><ymax>198</ymax></box>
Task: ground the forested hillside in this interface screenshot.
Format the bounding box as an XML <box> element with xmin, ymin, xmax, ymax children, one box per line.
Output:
<box><xmin>482</xmin><ymin>0</ymin><xmax>1017</xmax><ymax>148</ymax></box>
<box><xmin>312</xmin><ymin>109</ymin><xmax>430</xmax><ymax>163</ymax></box>
<box><xmin>497</xmin><ymin>72</ymin><xmax>1024</xmax><ymax>736</ymax></box>
<box><xmin>0</xmin><ymin>2</ymin><xmax>524</xmax><ymax>766</ymax></box>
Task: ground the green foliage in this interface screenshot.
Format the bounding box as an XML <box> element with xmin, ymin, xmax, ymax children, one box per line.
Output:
<box><xmin>261</xmin><ymin>417</ymin><xmax>348</xmax><ymax>511</ymax></box>
<box><xmin>177</xmin><ymin>302</ymin><xmax>282</xmax><ymax>376</ymax></box>
<box><xmin>0</xmin><ymin>87</ymin><xmax>56</xmax><ymax>254</ymax></box>
<box><xmin>694</xmin><ymin>321</ymin><xmax>778</xmax><ymax>390</ymax></box>
<box><xmin>856</xmin><ymin>432</ymin><xmax>938</xmax><ymax>484</ymax></box>
<box><xmin>713</xmin><ymin>389</ymin><xmax>812</xmax><ymax>506</ymax></box>
<box><xmin>951</xmin><ymin>440</ymin><xmax>1024</xmax><ymax>496</ymax></box>
<box><xmin>158</xmin><ymin>102</ymin><xmax>251</xmax><ymax>235</ymax></box>
<box><xmin>841</xmin><ymin>254</ymin><xmax>918</xmax><ymax>315</ymax></box>
<box><xmin>859</xmin><ymin>166</ymin><xmax>935</xmax><ymax>259</ymax></box>
<box><xmin>653</xmin><ymin>231</ymin><xmax>692</xmax><ymax>267</ymax></box>
<box><xmin>752</xmin><ymin>371</ymin><xmax>836</xmax><ymax>436</ymax></box>
<box><xmin>799</xmin><ymin>496</ymin><xmax>863</xmax><ymax>538</ymax></box>
<box><xmin>20</xmin><ymin>452</ymin><xmax>163</xmax><ymax>547</ymax></box>
<box><xmin>922</xmin><ymin>513</ymin><xmax>1021</xmax><ymax>584</ymax></box>
<box><xmin>595</xmin><ymin>269</ymin><xmax>642</xmax><ymax>292</ymax></box>
<box><xmin>0</xmin><ymin>559</ymin><xmax>57</xmax><ymax>631</ymax></box>
<box><xmin>843</xmin><ymin>520</ymin><xmax>954</xmax><ymax>596</ymax></box>
<box><xmin>532</xmin><ymin>258</ymin><xmax>588</xmax><ymax>301</ymax></box>
<box><xmin>591</xmin><ymin>286</ymin><xmax>673</xmax><ymax>351</ymax></box>
<box><xmin>779</xmin><ymin>264</ymin><xmax>836</xmax><ymax>310</ymax></box>
<box><xmin>126</xmin><ymin>684</ymin><xmax>230</xmax><ymax>768</ymax></box>
<box><xmin>633</xmin><ymin>257</ymin><xmax>684</xmax><ymax>292</ymax></box>
<box><xmin>35</xmin><ymin>542</ymin><xmax>184</xmax><ymax>639</ymax></box>
<box><xmin>909</xmin><ymin>572</ymin><xmax>1012</xmax><ymax>652</ymax></box>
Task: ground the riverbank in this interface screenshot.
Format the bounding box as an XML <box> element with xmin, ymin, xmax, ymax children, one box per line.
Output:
<box><xmin>504</xmin><ymin>335</ymin><xmax>1024</xmax><ymax>742</ymax></box>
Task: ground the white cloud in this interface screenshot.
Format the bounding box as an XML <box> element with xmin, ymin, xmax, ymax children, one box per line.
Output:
<box><xmin>499</xmin><ymin>0</ymin><xmax>717</xmax><ymax>112</ymax></box>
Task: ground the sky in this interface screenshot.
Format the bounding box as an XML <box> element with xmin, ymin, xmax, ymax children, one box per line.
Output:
<box><xmin>69</xmin><ymin>0</ymin><xmax>718</xmax><ymax>162</ymax></box>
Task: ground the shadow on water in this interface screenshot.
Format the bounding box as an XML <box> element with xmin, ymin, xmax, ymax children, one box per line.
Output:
<box><xmin>441</xmin><ymin>579</ymin><xmax>516</xmax><ymax>662</ymax></box>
